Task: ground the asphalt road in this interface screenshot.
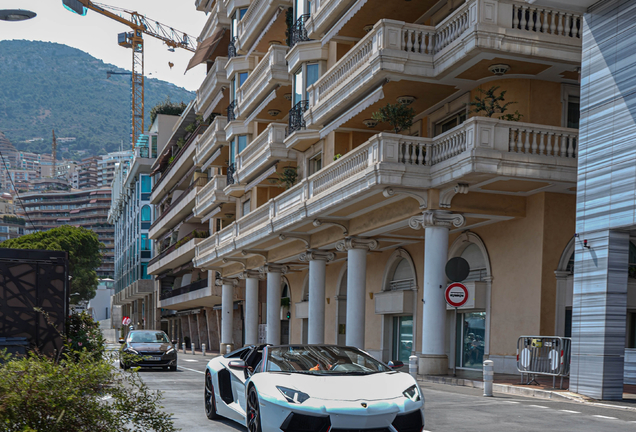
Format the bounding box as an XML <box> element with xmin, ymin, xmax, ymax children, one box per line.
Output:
<box><xmin>135</xmin><ymin>355</ymin><xmax>636</xmax><ymax>432</ymax></box>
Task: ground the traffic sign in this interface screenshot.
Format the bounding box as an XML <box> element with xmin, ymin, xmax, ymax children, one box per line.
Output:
<box><xmin>122</xmin><ymin>316</ymin><xmax>131</xmax><ymax>326</ymax></box>
<box><xmin>445</xmin><ymin>257</ymin><xmax>470</xmax><ymax>282</ymax></box>
<box><xmin>445</xmin><ymin>282</ymin><xmax>469</xmax><ymax>308</ymax></box>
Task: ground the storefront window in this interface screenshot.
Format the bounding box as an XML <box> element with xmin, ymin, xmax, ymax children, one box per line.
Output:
<box><xmin>392</xmin><ymin>316</ymin><xmax>413</xmax><ymax>363</ymax></box>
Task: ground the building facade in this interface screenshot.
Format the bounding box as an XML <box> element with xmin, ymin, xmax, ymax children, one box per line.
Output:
<box><xmin>109</xmin><ymin>137</ymin><xmax>157</xmax><ymax>333</ymax></box>
<box><xmin>19</xmin><ymin>188</ymin><xmax>115</xmax><ymax>277</ymax></box>
<box><xmin>98</xmin><ymin>150</ymin><xmax>133</xmax><ymax>187</ymax></box>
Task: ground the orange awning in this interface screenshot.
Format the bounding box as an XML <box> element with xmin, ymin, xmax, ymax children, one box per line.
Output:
<box><xmin>186</xmin><ymin>28</ymin><xmax>227</xmax><ymax>72</ymax></box>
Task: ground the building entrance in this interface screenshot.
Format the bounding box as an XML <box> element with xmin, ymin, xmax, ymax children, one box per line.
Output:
<box><xmin>455</xmin><ymin>312</ymin><xmax>486</xmax><ymax>369</ymax></box>
<box><xmin>392</xmin><ymin>315</ymin><xmax>413</xmax><ymax>363</ymax></box>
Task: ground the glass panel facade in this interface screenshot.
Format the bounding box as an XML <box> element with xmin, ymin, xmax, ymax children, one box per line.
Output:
<box><xmin>306</xmin><ymin>63</ymin><xmax>319</xmax><ymax>90</ymax></box>
<box><xmin>141</xmin><ymin>175</ymin><xmax>151</xmax><ymax>193</ymax></box>
<box><xmin>237</xmin><ymin>135</ymin><xmax>248</xmax><ymax>154</ymax></box>
<box><xmin>455</xmin><ymin>312</ymin><xmax>486</xmax><ymax>369</ymax></box>
<box><xmin>392</xmin><ymin>316</ymin><xmax>413</xmax><ymax>363</ymax></box>
<box><xmin>294</xmin><ymin>68</ymin><xmax>303</xmax><ymax>105</ymax></box>
<box><xmin>141</xmin><ymin>205</ymin><xmax>151</xmax><ymax>222</ymax></box>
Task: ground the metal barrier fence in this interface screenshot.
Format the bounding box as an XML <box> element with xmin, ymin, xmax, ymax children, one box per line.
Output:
<box><xmin>517</xmin><ymin>336</ymin><xmax>571</xmax><ymax>389</ymax></box>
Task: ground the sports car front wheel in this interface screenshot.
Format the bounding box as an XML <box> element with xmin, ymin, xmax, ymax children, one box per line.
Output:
<box><xmin>247</xmin><ymin>386</ymin><xmax>262</xmax><ymax>432</ymax></box>
<box><xmin>204</xmin><ymin>371</ymin><xmax>219</xmax><ymax>420</ymax></box>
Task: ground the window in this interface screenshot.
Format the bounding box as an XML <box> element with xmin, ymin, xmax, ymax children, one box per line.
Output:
<box><xmin>141</xmin><ymin>233</ymin><xmax>150</xmax><ymax>251</ymax></box>
<box><xmin>308</xmin><ymin>152</ymin><xmax>322</xmax><ymax>176</ymax></box>
<box><xmin>141</xmin><ymin>262</ymin><xmax>150</xmax><ymax>280</ymax></box>
<box><xmin>242</xmin><ymin>199</ymin><xmax>251</xmax><ymax>216</ymax></box>
<box><xmin>295</xmin><ymin>0</ymin><xmax>311</xmax><ymax>19</ymax></box>
<box><xmin>230</xmin><ymin>135</ymin><xmax>248</xmax><ymax>164</ymax></box>
<box><xmin>141</xmin><ymin>175</ymin><xmax>151</xmax><ymax>193</ymax></box>
<box><xmin>389</xmin><ymin>258</ymin><xmax>414</xmax><ymax>290</ymax></box>
<box><xmin>293</xmin><ymin>63</ymin><xmax>319</xmax><ymax>105</ymax></box>
<box><xmin>231</xmin><ymin>7</ymin><xmax>248</xmax><ymax>39</ymax></box>
<box><xmin>567</xmin><ymin>96</ymin><xmax>580</xmax><ymax>129</ymax></box>
<box><xmin>151</xmin><ymin>136</ymin><xmax>158</xmax><ymax>157</ymax></box>
<box><xmin>231</xmin><ymin>72</ymin><xmax>248</xmax><ymax>102</ymax></box>
<box><xmin>436</xmin><ymin>111</ymin><xmax>467</xmax><ymax>136</ymax></box>
<box><xmin>141</xmin><ymin>205</ymin><xmax>151</xmax><ymax>222</ymax></box>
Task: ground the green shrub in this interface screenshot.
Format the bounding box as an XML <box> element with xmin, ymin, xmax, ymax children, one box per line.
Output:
<box><xmin>65</xmin><ymin>311</ymin><xmax>105</xmax><ymax>361</ymax></box>
<box><xmin>371</xmin><ymin>103</ymin><xmax>415</xmax><ymax>133</ymax></box>
<box><xmin>150</xmin><ymin>98</ymin><xmax>187</xmax><ymax>124</ymax></box>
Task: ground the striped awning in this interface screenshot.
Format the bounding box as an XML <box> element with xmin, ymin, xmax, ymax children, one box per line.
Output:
<box><xmin>320</xmin><ymin>85</ymin><xmax>384</xmax><ymax>139</ymax></box>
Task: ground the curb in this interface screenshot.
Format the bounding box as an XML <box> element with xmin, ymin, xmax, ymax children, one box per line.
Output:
<box><xmin>418</xmin><ymin>375</ymin><xmax>636</xmax><ymax>411</ymax></box>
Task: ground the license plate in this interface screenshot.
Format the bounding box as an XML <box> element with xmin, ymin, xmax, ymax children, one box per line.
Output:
<box><xmin>149</xmin><ymin>356</ymin><xmax>162</xmax><ymax>361</ymax></box>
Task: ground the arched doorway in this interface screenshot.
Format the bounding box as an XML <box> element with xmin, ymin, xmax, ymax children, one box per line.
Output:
<box><xmin>335</xmin><ymin>265</ymin><xmax>347</xmax><ymax>346</ymax></box>
<box><xmin>379</xmin><ymin>249</ymin><xmax>418</xmax><ymax>363</ymax></box>
<box><xmin>448</xmin><ymin>233</ymin><xmax>492</xmax><ymax>370</ymax></box>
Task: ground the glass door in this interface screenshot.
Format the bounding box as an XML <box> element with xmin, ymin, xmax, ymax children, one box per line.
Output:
<box><xmin>455</xmin><ymin>312</ymin><xmax>486</xmax><ymax>369</ymax></box>
<box><xmin>392</xmin><ymin>315</ymin><xmax>413</xmax><ymax>363</ymax></box>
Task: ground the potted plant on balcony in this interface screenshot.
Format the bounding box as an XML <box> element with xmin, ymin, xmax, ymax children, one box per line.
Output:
<box><xmin>468</xmin><ymin>86</ymin><xmax>523</xmax><ymax>121</ymax></box>
<box><xmin>371</xmin><ymin>103</ymin><xmax>415</xmax><ymax>134</ymax></box>
<box><xmin>270</xmin><ymin>166</ymin><xmax>298</xmax><ymax>190</ymax></box>
<box><xmin>176</xmin><ymin>137</ymin><xmax>186</xmax><ymax>150</ymax></box>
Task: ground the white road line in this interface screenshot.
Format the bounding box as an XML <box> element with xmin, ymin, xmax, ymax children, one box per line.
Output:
<box><xmin>559</xmin><ymin>410</ymin><xmax>580</xmax><ymax>414</ymax></box>
<box><xmin>592</xmin><ymin>415</ymin><xmax>617</xmax><ymax>420</ymax></box>
<box><xmin>527</xmin><ymin>405</ymin><xmax>549</xmax><ymax>409</ymax></box>
<box><xmin>178</xmin><ymin>365</ymin><xmax>205</xmax><ymax>374</ymax></box>
<box><xmin>502</xmin><ymin>401</ymin><xmax>520</xmax><ymax>404</ymax></box>
<box><xmin>183</xmin><ymin>359</ymin><xmax>198</xmax><ymax>362</ymax></box>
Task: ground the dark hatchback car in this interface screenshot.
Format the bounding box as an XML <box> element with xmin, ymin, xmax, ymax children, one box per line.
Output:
<box><xmin>119</xmin><ymin>330</ymin><xmax>178</xmax><ymax>371</ymax></box>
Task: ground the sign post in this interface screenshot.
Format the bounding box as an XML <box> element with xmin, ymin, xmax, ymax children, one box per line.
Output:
<box><xmin>445</xmin><ymin>282</ymin><xmax>469</xmax><ymax>377</ymax></box>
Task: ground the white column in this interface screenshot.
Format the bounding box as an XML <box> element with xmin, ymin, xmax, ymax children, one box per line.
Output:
<box><xmin>300</xmin><ymin>250</ymin><xmax>335</xmax><ymax>344</ymax></box>
<box><xmin>336</xmin><ymin>237</ymin><xmax>378</xmax><ymax>349</ymax></box>
<box><xmin>240</xmin><ymin>269</ymin><xmax>263</xmax><ymax>346</ymax></box>
<box><xmin>216</xmin><ymin>277</ymin><xmax>238</xmax><ymax>353</ymax></box>
<box><xmin>262</xmin><ymin>264</ymin><xmax>288</xmax><ymax>345</ymax></box>
<box><xmin>410</xmin><ymin>210</ymin><xmax>464</xmax><ymax>375</ymax></box>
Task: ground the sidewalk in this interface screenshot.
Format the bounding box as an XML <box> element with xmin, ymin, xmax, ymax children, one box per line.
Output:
<box><xmin>418</xmin><ymin>369</ymin><xmax>636</xmax><ymax>410</ymax></box>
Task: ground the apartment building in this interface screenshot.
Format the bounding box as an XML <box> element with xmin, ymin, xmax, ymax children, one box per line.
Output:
<box><xmin>98</xmin><ymin>151</ymin><xmax>133</xmax><ymax>187</ymax></box>
<box><xmin>109</xmin><ymin>136</ymin><xmax>159</xmax><ymax>334</ymax></box>
<box><xmin>74</xmin><ymin>155</ymin><xmax>99</xmax><ymax>189</ymax></box>
<box><xmin>19</xmin><ymin>188</ymin><xmax>114</xmax><ymax>277</ymax></box>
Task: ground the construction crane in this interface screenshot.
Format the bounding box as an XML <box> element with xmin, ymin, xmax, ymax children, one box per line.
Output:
<box><xmin>62</xmin><ymin>0</ymin><xmax>197</xmax><ymax>148</ymax></box>
<box><xmin>51</xmin><ymin>130</ymin><xmax>57</xmax><ymax>177</ymax></box>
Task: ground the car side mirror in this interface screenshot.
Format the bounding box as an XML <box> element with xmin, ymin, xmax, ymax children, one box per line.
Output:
<box><xmin>118</xmin><ymin>339</ymin><xmax>125</xmax><ymax>344</ymax></box>
<box><xmin>172</xmin><ymin>340</ymin><xmax>177</xmax><ymax>345</ymax></box>
<box><xmin>388</xmin><ymin>360</ymin><xmax>404</xmax><ymax>369</ymax></box>
<box><xmin>228</xmin><ymin>359</ymin><xmax>247</xmax><ymax>370</ymax></box>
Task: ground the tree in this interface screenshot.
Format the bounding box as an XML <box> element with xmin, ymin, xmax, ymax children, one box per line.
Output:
<box><xmin>1</xmin><ymin>226</ymin><xmax>103</xmax><ymax>301</ymax></box>
<box><xmin>150</xmin><ymin>98</ymin><xmax>187</xmax><ymax>124</ymax></box>
<box><xmin>371</xmin><ymin>103</ymin><xmax>415</xmax><ymax>133</ymax></box>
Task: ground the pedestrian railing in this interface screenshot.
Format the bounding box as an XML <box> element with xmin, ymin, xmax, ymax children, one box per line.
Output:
<box><xmin>516</xmin><ymin>336</ymin><xmax>571</xmax><ymax>389</ymax></box>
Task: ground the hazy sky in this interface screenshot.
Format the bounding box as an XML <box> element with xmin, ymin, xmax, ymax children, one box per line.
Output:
<box><xmin>0</xmin><ymin>0</ymin><xmax>209</xmax><ymax>91</ymax></box>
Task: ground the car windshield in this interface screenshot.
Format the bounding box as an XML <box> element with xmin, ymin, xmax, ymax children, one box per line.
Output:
<box><xmin>128</xmin><ymin>331</ymin><xmax>170</xmax><ymax>344</ymax></box>
<box><xmin>266</xmin><ymin>346</ymin><xmax>391</xmax><ymax>375</ymax></box>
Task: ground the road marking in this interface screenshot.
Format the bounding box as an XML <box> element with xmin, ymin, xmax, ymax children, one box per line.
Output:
<box><xmin>178</xmin><ymin>365</ymin><xmax>205</xmax><ymax>374</ymax></box>
<box><xmin>183</xmin><ymin>359</ymin><xmax>198</xmax><ymax>362</ymax></box>
<box><xmin>502</xmin><ymin>401</ymin><xmax>520</xmax><ymax>404</ymax></box>
<box><xmin>528</xmin><ymin>405</ymin><xmax>549</xmax><ymax>409</ymax></box>
<box><xmin>592</xmin><ymin>415</ymin><xmax>617</xmax><ymax>420</ymax></box>
<box><xmin>559</xmin><ymin>410</ymin><xmax>580</xmax><ymax>414</ymax></box>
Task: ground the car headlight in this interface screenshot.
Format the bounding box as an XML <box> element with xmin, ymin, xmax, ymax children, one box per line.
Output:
<box><xmin>125</xmin><ymin>348</ymin><xmax>139</xmax><ymax>355</ymax></box>
<box><xmin>277</xmin><ymin>386</ymin><xmax>310</xmax><ymax>404</ymax></box>
<box><xmin>166</xmin><ymin>347</ymin><xmax>175</xmax><ymax>355</ymax></box>
<box><xmin>403</xmin><ymin>384</ymin><xmax>421</xmax><ymax>402</ymax></box>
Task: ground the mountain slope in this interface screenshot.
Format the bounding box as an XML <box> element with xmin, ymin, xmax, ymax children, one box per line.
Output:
<box><xmin>0</xmin><ymin>40</ymin><xmax>194</xmax><ymax>158</ymax></box>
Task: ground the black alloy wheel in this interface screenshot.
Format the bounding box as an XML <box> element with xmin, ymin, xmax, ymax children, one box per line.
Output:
<box><xmin>247</xmin><ymin>386</ymin><xmax>262</xmax><ymax>432</ymax></box>
<box><xmin>205</xmin><ymin>371</ymin><xmax>219</xmax><ymax>420</ymax></box>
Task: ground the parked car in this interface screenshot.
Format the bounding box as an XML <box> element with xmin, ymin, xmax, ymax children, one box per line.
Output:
<box><xmin>119</xmin><ymin>330</ymin><xmax>178</xmax><ymax>371</ymax></box>
<box><xmin>203</xmin><ymin>344</ymin><xmax>424</xmax><ymax>432</ymax></box>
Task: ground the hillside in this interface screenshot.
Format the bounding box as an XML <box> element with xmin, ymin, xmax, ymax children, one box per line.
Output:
<box><xmin>0</xmin><ymin>40</ymin><xmax>194</xmax><ymax>159</ymax></box>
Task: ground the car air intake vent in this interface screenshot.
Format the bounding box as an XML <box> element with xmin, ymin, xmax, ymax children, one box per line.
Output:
<box><xmin>330</xmin><ymin>429</ymin><xmax>391</xmax><ymax>432</ymax></box>
<box><xmin>139</xmin><ymin>351</ymin><xmax>163</xmax><ymax>355</ymax></box>
<box><xmin>280</xmin><ymin>413</ymin><xmax>330</xmax><ymax>432</ymax></box>
<box><xmin>392</xmin><ymin>410</ymin><xmax>423</xmax><ymax>432</ymax></box>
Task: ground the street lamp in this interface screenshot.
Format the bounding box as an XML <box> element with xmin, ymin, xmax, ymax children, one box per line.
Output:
<box><xmin>0</xmin><ymin>9</ymin><xmax>37</xmax><ymax>21</ymax></box>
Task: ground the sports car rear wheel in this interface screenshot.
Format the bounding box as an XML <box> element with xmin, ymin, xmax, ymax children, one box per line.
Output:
<box><xmin>247</xmin><ymin>386</ymin><xmax>262</xmax><ymax>432</ymax></box>
<box><xmin>204</xmin><ymin>371</ymin><xmax>219</xmax><ymax>420</ymax></box>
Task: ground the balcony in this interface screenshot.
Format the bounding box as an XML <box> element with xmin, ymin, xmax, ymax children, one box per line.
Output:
<box><xmin>289</xmin><ymin>14</ymin><xmax>310</xmax><ymax>47</ymax></box>
<box><xmin>194</xmin><ymin>116</ymin><xmax>229</xmax><ymax>171</ymax></box>
<box><xmin>113</xmin><ymin>279</ymin><xmax>154</xmax><ymax>305</ymax></box>
<box><xmin>148</xmin><ymin>236</ymin><xmax>206</xmax><ymax>275</ymax></box>
<box><xmin>194</xmin><ymin>175</ymin><xmax>230</xmax><ymax>219</ymax></box>
<box><xmin>305</xmin><ymin>0</ymin><xmax>582</xmax><ymax>128</ymax></box>
<box><xmin>149</xmin><ymin>178</ymin><xmax>207</xmax><ymax>240</ymax></box>
<box><xmin>198</xmin><ymin>1</ymin><xmax>230</xmax><ymax>39</ymax></box>
<box><xmin>196</xmin><ymin>58</ymin><xmax>230</xmax><ymax>121</ymax></box>
<box><xmin>234</xmin><ymin>123</ymin><xmax>295</xmax><ymax>186</ymax></box>
<box><xmin>236</xmin><ymin>44</ymin><xmax>290</xmax><ymax>119</ymax></box>
<box><xmin>158</xmin><ymin>278</ymin><xmax>221</xmax><ymax>310</ymax></box>
<box><xmin>236</xmin><ymin>0</ymin><xmax>292</xmax><ymax>53</ymax></box>
<box><xmin>195</xmin><ymin>117</ymin><xmax>578</xmax><ymax>270</ymax></box>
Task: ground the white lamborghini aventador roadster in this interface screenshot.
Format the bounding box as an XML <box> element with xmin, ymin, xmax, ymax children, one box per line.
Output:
<box><xmin>203</xmin><ymin>344</ymin><xmax>425</xmax><ymax>432</ymax></box>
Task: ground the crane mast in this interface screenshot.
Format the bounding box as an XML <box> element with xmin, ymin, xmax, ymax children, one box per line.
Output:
<box><xmin>51</xmin><ymin>130</ymin><xmax>57</xmax><ymax>177</ymax></box>
<box><xmin>62</xmin><ymin>0</ymin><xmax>197</xmax><ymax>148</ymax></box>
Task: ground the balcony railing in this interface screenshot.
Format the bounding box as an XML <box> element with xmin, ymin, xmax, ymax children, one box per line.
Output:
<box><xmin>149</xmin><ymin>177</ymin><xmax>207</xmax><ymax>230</ymax></box>
<box><xmin>227</xmin><ymin>100</ymin><xmax>237</xmax><ymax>122</ymax></box>
<box><xmin>149</xmin><ymin>229</ymin><xmax>209</xmax><ymax>266</ymax></box>
<box><xmin>227</xmin><ymin>163</ymin><xmax>236</xmax><ymax>185</ymax></box>
<box><xmin>290</xmin><ymin>14</ymin><xmax>310</xmax><ymax>47</ymax></box>
<box><xmin>511</xmin><ymin>3</ymin><xmax>581</xmax><ymax>38</ymax></box>
<box><xmin>160</xmin><ymin>278</ymin><xmax>208</xmax><ymax>300</ymax></box>
<box><xmin>287</xmin><ymin>100</ymin><xmax>309</xmax><ymax>136</ymax></box>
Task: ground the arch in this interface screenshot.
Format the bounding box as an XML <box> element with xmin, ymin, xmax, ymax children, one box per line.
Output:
<box><xmin>557</xmin><ymin>237</ymin><xmax>576</xmax><ymax>273</ymax></box>
<box><xmin>141</xmin><ymin>205</ymin><xmax>151</xmax><ymax>222</ymax></box>
<box><xmin>381</xmin><ymin>248</ymin><xmax>418</xmax><ymax>292</ymax></box>
<box><xmin>281</xmin><ymin>276</ymin><xmax>292</xmax><ymax>345</ymax></box>
<box><xmin>448</xmin><ymin>231</ymin><xmax>492</xmax><ymax>278</ymax></box>
<box><xmin>300</xmin><ymin>272</ymin><xmax>309</xmax><ymax>302</ymax></box>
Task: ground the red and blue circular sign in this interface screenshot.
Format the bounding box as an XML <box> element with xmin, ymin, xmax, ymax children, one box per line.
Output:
<box><xmin>445</xmin><ymin>282</ymin><xmax>469</xmax><ymax>308</ymax></box>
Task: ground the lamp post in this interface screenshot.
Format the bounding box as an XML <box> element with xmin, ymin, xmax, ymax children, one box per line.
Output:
<box><xmin>0</xmin><ymin>9</ymin><xmax>37</xmax><ymax>21</ymax></box>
